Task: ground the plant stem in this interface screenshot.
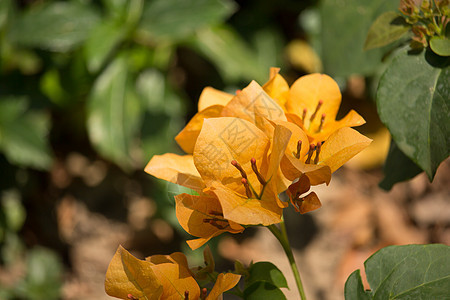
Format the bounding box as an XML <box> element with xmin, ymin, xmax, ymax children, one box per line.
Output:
<box><xmin>268</xmin><ymin>221</ymin><xmax>307</xmax><ymax>300</ymax></box>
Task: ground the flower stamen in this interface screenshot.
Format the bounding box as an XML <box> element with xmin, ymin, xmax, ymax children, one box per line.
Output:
<box><xmin>302</xmin><ymin>108</ymin><xmax>307</xmax><ymax>121</ymax></box>
<box><xmin>127</xmin><ymin>294</ymin><xmax>138</xmax><ymax>300</ymax></box>
<box><xmin>251</xmin><ymin>158</ymin><xmax>266</xmax><ymax>185</ymax></box>
<box><xmin>231</xmin><ymin>160</ymin><xmax>247</xmax><ymax>179</ymax></box>
<box><xmin>295</xmin><ymin>140</ymin><xmax>302</xmax><ymax>159</ymax></box>
<box><xmin>309</xmin><ymin>100</ymin><xmax>323</xmax><ymax>123</ymax></box>
<box><xmin>241</xmin><ymin>178</ymin><xmax>253</xmax><ymax>198</ymax></box>
<box><xmin>203</xmin><ymin>218</ymin><xmax>229</xmax><ymax>230</ymax></box>
<box><xmin>305</xmin><ymin>144</ymin><xmax>315</xmax><ymax>164</ymax></box>
<box><xmin>314</xmin><ymin>142</ymin><xmax>322</xmax><ymax>164</ymax></box>
<box><xmin>317</xmin><ymin>114</ymin><xmax>326</xmax><ymax>132</ymax></box>
<box><xmin>201</xmin><ymin>288</ymin><xmax>207</xmax><ymax>300</ymax></box>
<box><xmin>185</xmin><ymin>290</ymin><xmax>189</xmax><ymax>300</ymax></box>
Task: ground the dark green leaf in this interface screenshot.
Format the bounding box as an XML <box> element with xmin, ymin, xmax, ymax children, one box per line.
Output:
<box><xmin>138</xmin><ymin>0</ymin><xmax>236</xmax><ymax>43</ymax></box>
<box><xmin>379</xmin><ymin>139</ymin><xmax>423</xmax><ymax>190</ymax></box>
<box><xmin>345</xmin><ymin>245</ymin><xmax>450</xmax><ymax>299</ymax></box>
<box><xmin>364</xmin><ymin>11</ymin><xmax>409</xmax><ymax>50</ymax></box>
<box><xmin>0</xmin><ymin>98</ymin><xmax>53</xmax><ymax>170</ymax></box>
<box><xmin>430</xmin><ymin>36</ymin><xmax>450</xmax><ymax>57</ymax></box>
<box><xmin>320</xmin><ymin>0</ymin><xmax>400</xmax><ymax>76</ymax></box>
<box><xmin>87</xmin><ymin>56</ymin><xmax>143</xmax><ymax>170</ymax></box>
<box><xmin>377</xmin><ymin>49</ymin><xmax>450</xmax><ymax>179</ymax></box>
<box><xmin>8</xmin><ymin>2</ymin><xmax>100</xmax><ymax>52</ymax></box>
<box><xmin>247</xmin><ymin>262</ymin><xmax>288</xmax><ymax>289</ymax></box>
<box><xmin>192</xmin><ymin>26</ymin><xmax>269</xmax><ymax>83</ymax></box>
<box><xmin>243</xmin><ymin>281</ymin><xmax>287</xmax><ymax>300</ymax></box>
<box><xmin>344</xmin><ymin>270</ymin><xmax>371</xmax><ymax>300</ymax></box>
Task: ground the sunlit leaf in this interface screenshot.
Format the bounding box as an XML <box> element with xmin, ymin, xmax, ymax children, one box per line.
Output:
<box><xmin>8</xmin><ymin>2</ymin><xmax>99</xmax><ymax>52</ymax></box>
<box><xmin>87</xmin><ymin>55</ymin><xmax>143</xmax><ymax>170</ymax></box>
<box><xmin>345</xmin><ymin>244</ymin><xmax>450</xmax><ymax>299</ymax></box>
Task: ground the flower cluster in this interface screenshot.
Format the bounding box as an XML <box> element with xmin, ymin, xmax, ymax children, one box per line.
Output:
<box><xmin>146</xmin><ymin>68</ymin><xmax>371</xmax><ymax>249</ymax></box>
<box><xmin>105</xmin><ymin>246</ymin><xmax>240</xmax><ymax>300</ymax></box>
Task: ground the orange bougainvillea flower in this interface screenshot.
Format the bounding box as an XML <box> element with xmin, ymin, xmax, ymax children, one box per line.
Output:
<box><xmin>263</xmin><ymin>68</ymin><xmax>366</xmax><ymax>144</ymax></box>
<box><xmin>105</xmin><ymin>246</ymin><xmax>241</xmax><ymax>300</ymax></box>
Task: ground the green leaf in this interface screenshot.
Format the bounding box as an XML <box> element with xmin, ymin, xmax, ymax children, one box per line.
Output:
<box><xmin>87</xmin><ymin>55</ymin><xmax>143</xmax><ymax>170</ymax></box>
<box><xmin>1</xmin><ymin>190</ymin><xmax>26</xmax><ymax>232</ymax></box>
<box><xmin>8</xmin><ymin>2</ymin><xmax>100</xmax><ymax>52</ymax></box>
<box><xmin>364</xmin><ymin>11</ymin><xmax>410</xmax><ymax>50</ymax></box>
<box><xmin>247</xmin><ymin>262</ymin><xmax>288</xmax><ymax>289</ymax></box>
<box><xmin>243</xmin><ymin>282</ymin><xmax>287</xmax><ymax>300</ymax></box>
<box><xmin>345</xmin><ymin>244</ymin><xmax>450</xmax><ymax>299</ymax></box>
<box><xmin>84</xmin><ymin>19</ymin><xmax>128</xmax><ymax>73</ymax></box>
<box><xmin>192</xmin><ymin>26</ymin><xmax>269</xmax><ymax>83</ymax></box>
<box><xmin>430</xmin><ymin>36</ymin><xmax>450</xmax><ymax>57</ymax></box>
<box><xmin>377</xmin><ymin>49</ymin><xmax>450</xmax><ymax>179</ymax></box>
<box><xmin>344</xmin><ymin>270</ymin><xmax>371</xmax><ymax>300</ymax></box>
<box><xmin>320</xmin><ymin>0</ymin><xmax>400</xmax><ymax>76</ymax></box>
<box><xmin>16</xmin><ymin>247</ymin><xmax>63</xmax><ymax>300</ymax></box>
<box><xmin>138</xmin><ymin>0</ymin><xmax>236</xmax><ymax>43</ymax></box>
<box><xmin>0</xmin><ymin>98</ymin><xmax>53</xmax><ymax>170</ymax></box>
<box><xmin>379</xmin><ymin>139</ymin><xmax>423</xmax><ymax>190</ymax></box>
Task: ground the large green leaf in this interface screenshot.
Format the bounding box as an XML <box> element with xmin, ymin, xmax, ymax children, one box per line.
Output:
<box><xmin>379</xmin><ymin>139</ymin><xmax>423</xmax><ymax>190</ymax></box>
<box><xmin>377</xmin><ymin>49</ymin><xmax>449</xmax><ymax>179</ymax></box>
<box><xmin>364</xmin><ymin>11</ymin><xmax>409</xmax><ymax>50</ymax></box>
<box><xmin>87</xmin><ymin>55</ymin><xmax>143</xmax><ymax>170</ymax></box>
<box><xmin>192</xmin><ymin>26</ymin><xmax>270</xmax><ymax>83</ymax></box>
<box><xmin>0</xmin><ymin>98</ymin><xmax>53</xmax><ymax>170</ymax></box>
<box><xmin>320</xmin><ymin>0</ymin><xmax>400</xmax><ymax>76</ymax></box>
<box><xmin>8</xmin><ymin>2</ymin><xmax>100</xmax><ymax>52</ymax></box>
<box><xmin>138</xmin><ymin>0</ymin><xmax>236</xmax><ymax>43</ymax></box>
<box><xmin>247</xmin><ymin>262</ymin><xmax>288</xmax><ymax>289</ymax></box>
<box><xmin>345</xmin><ymin>244</ymin><xmax>450</xmax><ymax>299</ymax></box>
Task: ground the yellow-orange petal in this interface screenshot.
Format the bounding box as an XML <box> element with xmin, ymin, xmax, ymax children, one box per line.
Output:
<box><xmin>145</xmin><ymin>153</ymin><xmax>205</xmax><ymax>192</ymax></box>
<box><xmin>193</xmin><ymin>117</ymin><xmax>269</xmax><ymax>194</ymax></box>
<box><xmin>198</xmin><ymin>87</ymin><xmax>234</xmax><ymax>111</ymax></box>
<box><xmin>318</xmin><ymin>127</ymin><xmax>372</xmax><ymax>172</ymax></box>
<box><xmin>210</xmin><ymin>183</ymin><xmax>282</xmax><ymax>226</ymax></box>
<box><xmin>286</xmin><ymin>73</ymin><xmax>341</xmax><ymax>127</ymax></box>
<box><xmin>175</xmin><ymin>193</ymin><xmax>244</xmax><ymax>250</ymax></box>
<box><xmin>310</xmin><ymin>109</ymin><xmax>366</xmax><ymax>143</ymax></box>
<box><xmin>262</xmin><ymin>67</ymin><xmax>290</xmax><ymax>108</ymax></box>
<box><xmin>206</xmin><ymin>273</ymin><xmax>242</xmax><ymax>300</ymax></box>
<box><xmin>221</xmin><ymin>81</ymin><xmax>286</xmax><ymax>124</ymax></box>
<box><xmin>281</xmin><ymin>155</ymin><xmax>331</xmax><ymax>186</ymax></box>
<box><xmin>175</xmin><ymin>105</ymin><xmax>224</xmax><ymax>153</ymax></box>
<box><xmin>145</xmin><ymin>253</ymin><xmax>200</xmax><ymax>300</ymax></box>
<box><xmin>105</xmin><ymin>246</ymin><xmax>163</xmax><ymax>300</ymax></box>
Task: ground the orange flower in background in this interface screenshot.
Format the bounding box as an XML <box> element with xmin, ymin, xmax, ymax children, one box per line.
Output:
<box><xmin>264</xmin><ymin>67</ymin><xmax>366</xmax><ymax>144</ymax></box>
<box><xmin>105</xmin><ymin>246</ymin><xmax>241</xmax><ymax>300</ymax></box>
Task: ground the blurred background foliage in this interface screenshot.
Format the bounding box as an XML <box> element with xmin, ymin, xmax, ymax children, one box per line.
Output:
<box><xmin>0</xmin><ymin>0</ymin><xmax>446</xmax><ymax>299</ymax></box>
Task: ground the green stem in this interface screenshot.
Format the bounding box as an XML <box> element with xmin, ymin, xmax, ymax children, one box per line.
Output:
<box><xmin>268</xmin><ymin>222</ymin><xmax>307</xmax><ymax>300</ymax></box>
